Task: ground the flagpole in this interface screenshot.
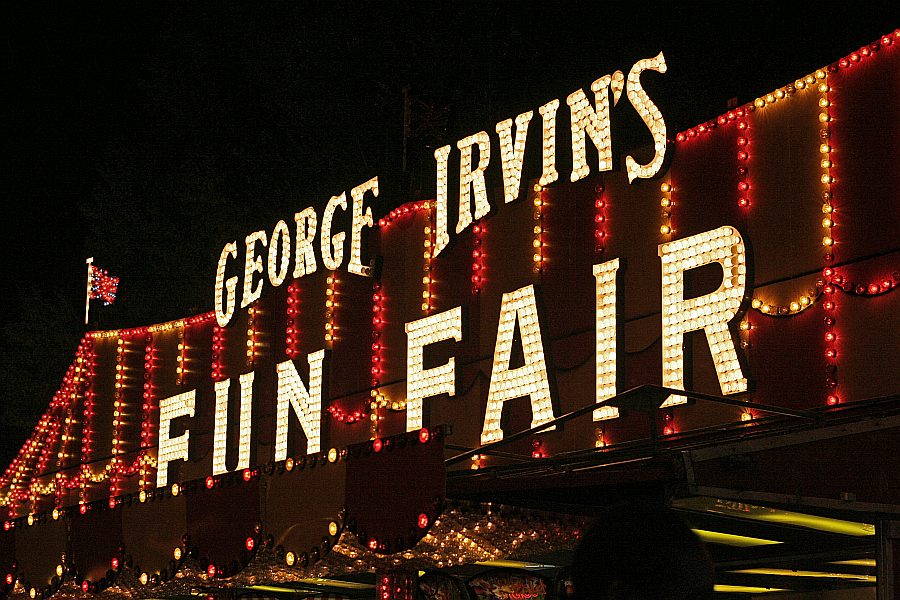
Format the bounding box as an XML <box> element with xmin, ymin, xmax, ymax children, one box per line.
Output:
<box><xmin>85</xmin><ymin>257</ymin><xmax>94</xmax><ymax>325</ymax></box>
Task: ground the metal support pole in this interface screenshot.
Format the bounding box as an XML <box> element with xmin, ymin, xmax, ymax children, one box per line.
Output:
<box><xmin>876</xmin><ymin>519</ymin><xmax>900</xmax><ymax>600</ymax></box>
<box><xmin>84</xmin><ymin>257</ymin><xmax>94</xmax><ymax>325</ymax></box>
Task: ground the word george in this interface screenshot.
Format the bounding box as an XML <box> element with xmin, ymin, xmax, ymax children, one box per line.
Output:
<box><xmin>214</xmin><ymin>177</ymin><xmax>379</xmax><ymax>327</ymax></box>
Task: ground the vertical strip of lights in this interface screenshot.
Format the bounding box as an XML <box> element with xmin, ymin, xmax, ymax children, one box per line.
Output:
<box><xmin>80</xmin><ymin>340</ymin><xmax>97</xmax><ymax>506</ymax></box>
<box><xmin>110</xmin><ymin>337</ymin><xmax>126</xmax><ymax>497</ymax></box>
<box><xmin>593</xmin><ymin>183</ymin><xmax>608</xmax><ymax>257</ymax></box>
<box><xmin>472</xmin><ymin>220</ymin><xmax>486</xmax><ymax>292</ymax></box>
<box><xmin>54</xmin><ymin>341</ymin><xmax>84</xmax><ymax>503</ymax></box>
<box><xmin>736</xmin><ymin>110</ymin><xmax>751</xmax><ymax>208</ymax></box>
<box><xmin>659</xmin><ymin>181</ymin><xmax>673</xmax><ymax>236</ymax></box>
<box><xmin>286</xmin><ymin>281</ymin><xmax>301</xmax><ymax>359</ymax></box>
<box><xmin>736</xmin><ymin>108</ymin><xmax>753</xmax><ymax>411</ymax></box>
<box><xmin>212</xmin><ymin>325</ymin><xmax>225</xmax><ymax>382</ymax></box>
<box><xmin>140</xmin><ymin>334</ymin><xmax>156</xmax><ymax>491</ymax></box>
<box><xmin>370</xmin><ymin>280</ymin><xmax>386</xmax><ymax>439</ymax></box>
<box><xmin>175</xmin><ymin>326</ymin><xmax>186</xmax><ymax>386</ymax></box>
<box><xmin>532</xmin><ymin>186</ymin><xmax>545</xmax><ymax>273</ymax></box>
<box><xmin>247</xmin><ymin>306</ymin><xmax>257</xmax><ymax>366</ymax></box>
<box><xmin>816</xmin><ymin>68</ymin><xmax>839</xmax><ymax>406</ymax></box>
<box><xmin>55</xmin><ymin>352</ymin><xmax>83</xmax><ymax>498</ymax></box>
<box><xmin>325</xmin><ymin>274</ymin><xmax>338</xmax><ymax>346</ymax></box>
<box><xmin>56</xmin><ymin>364</ymin><xmax>78</xmax><ymax>468</ymax></box>
<box><xmin>422</xmin><ymin>203</ymin><xmax>435</xmax><ymax>313</ymax></box>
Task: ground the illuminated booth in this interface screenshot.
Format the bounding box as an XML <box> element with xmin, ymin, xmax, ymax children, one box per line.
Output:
<box><xmin>2</xmin><ymin>29</ymin><xmax>899</xmax><ymax>600</ymax></box>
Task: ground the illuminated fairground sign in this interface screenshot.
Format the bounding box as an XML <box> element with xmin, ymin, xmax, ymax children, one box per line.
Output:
<box><xmin>213</xmin><ymin>52</ymin><xmax>669</xmax><ymax>328</ymax></box>
<box><xmin>2</xmin><ymin>31</ymin><xmax>900</xmax><ymax>599</ymax></box>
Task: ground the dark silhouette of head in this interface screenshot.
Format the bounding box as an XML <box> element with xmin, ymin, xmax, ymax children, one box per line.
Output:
<box><xmin>571</xmin><ymin>503</ymin><xmax>714</xmax><ymax>600</ymax></box>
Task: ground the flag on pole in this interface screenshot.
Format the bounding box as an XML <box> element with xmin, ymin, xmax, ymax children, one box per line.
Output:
<box><xmin>85</xmin><ymin>257</ymin><xmax>119</xmax><ymax>324</ymax></box>
<box><xmin>91</xmin><ymin>266</ymin><xmax>119</xmax><ymax>305</ymax></box>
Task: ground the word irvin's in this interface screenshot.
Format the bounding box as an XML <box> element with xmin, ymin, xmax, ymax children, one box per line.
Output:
<box><xmin>214</xmin><ymin>53</ymin><xmax>668</xmax><ymax>327</ymax></box>
<box><xmin>166</xmin><ymin>226</ymin><xmax>746</xmax><ymax>489</ymax></box>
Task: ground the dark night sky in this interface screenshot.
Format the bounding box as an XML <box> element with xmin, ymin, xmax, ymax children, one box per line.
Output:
<box><xmin>1</xmin><ymin>2</ymin><xmax>897</xmax><ymax>464</ymax></box>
